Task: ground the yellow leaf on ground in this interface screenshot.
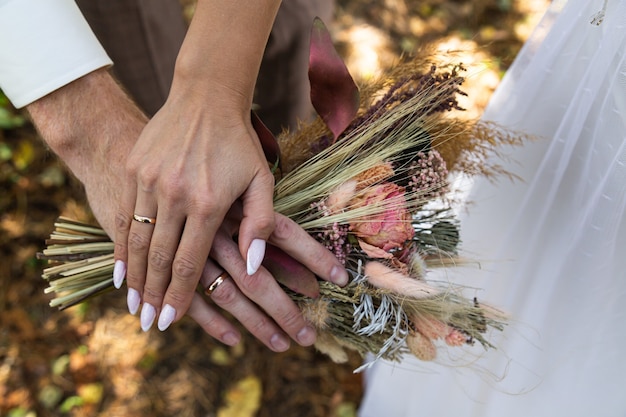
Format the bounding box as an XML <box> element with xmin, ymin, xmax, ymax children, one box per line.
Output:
<box><xmin>13</xmin><ymin>140</ymin><xmax>35</xmax><ymax>170</ymax></box>
<box><xmin>334</xmin><ymin>402</ymin><xmax>357</xmax><ymax>417</ymax></box>
<box><xmin>210</xmin><ymin>346</ymin><xmax>232</xmax><ymax>366</ymax></box>
<box><xmin>217</xmin><ymin>375</ymin><xmax>262</xmax><ymax>417</ymax></box>
<box><xmin>77</xmin><ymin>382</ymin><xmax>104</xmax><ymax>404</ymax></box>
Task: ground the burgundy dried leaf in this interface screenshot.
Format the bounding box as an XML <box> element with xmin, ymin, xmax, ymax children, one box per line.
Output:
<box><xmin>309</xmin><ymin>17</ymin><xmax>359</xmax><ymax>141</ymax></box>
<box><xmin>262</xmin><ymin>244</ymin><xmax>320</xmax><ymax>299</ymax></box>
<box><xmin>251</xmin><ymin>111</ymin><xmax>281</xmax><ymax>169</ymax></box>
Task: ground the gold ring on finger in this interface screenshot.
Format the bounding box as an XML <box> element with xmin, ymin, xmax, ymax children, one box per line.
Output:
<box><xmin>133</xmin><ymin>214</ymin><xmax>157</xmax><ymax>224</ymax></box>
<box><xmin>204</xmin><ymin>271</ymin><xmax>230</xmax><ymax>296</ymax></box>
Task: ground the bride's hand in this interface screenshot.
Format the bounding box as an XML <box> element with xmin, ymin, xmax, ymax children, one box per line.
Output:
<box><xmin>112</xmin><ymin>0</ymin><xmax>287</xmax><ymax>332</ymax></box>
<box><xmin>114</xmin><ymin>93</ymin><xmax>277</xmax><ymax>332</ymax></box>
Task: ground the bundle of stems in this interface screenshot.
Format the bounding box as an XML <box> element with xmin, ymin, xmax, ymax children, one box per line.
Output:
<box><xmin>39</xmin><ymin>218</ymin><xmax>115</xmax><ymax>309</ymax></box>
<box><xmin>38</xmin><ymin>22</ymin><xmax>520</xmax><ymax>366</ymax></box>
<box><xmin>38</xmin><ymin>218</ymin><xmax>505</xmax><ymax>368</ymax></box>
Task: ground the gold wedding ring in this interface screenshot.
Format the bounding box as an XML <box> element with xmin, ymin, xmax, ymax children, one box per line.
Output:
<box><xmin>204</xmin><ymin>272</ymin><xmax>230</xmax><ymax>296</ymax></box>
<box><xmin>132</xmin><ymin>214</ymin><xmax>157</xmax><ymax>224</ymax></box>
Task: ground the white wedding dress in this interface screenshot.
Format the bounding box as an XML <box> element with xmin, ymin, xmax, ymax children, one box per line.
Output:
<box><xmin>359</xmin><ymin>0</ymin><xmax>626</xmax><ymax>416</ymax></box>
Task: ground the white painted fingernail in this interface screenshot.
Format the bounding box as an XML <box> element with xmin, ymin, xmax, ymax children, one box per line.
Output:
<box><xmin>246</xmin><ymin>239</ymin><xmax>266</xmax><ymax>275</ymax></box>
<box><xmin>113</xmin><ymin>260</ymin><xmax>126</xmax><ymax>289</ymax></box>
<box><xmin>127</xmin><ymin>288</ymin><xmax>141</xmax><ymax>315</ymax></box>
<box><xmin>140</xmin><ymin>303</ymin><xmax>156</xmax><ymax>332</ymax></box>
<box><xmin>158</xmin><ymin>304</ymin><xmax>176</xmax><ymax>331</ymax></box>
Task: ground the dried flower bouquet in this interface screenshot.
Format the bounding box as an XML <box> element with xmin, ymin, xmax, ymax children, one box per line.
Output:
<box><xmin>39</xmin><ymin>19</ymin><xmax>521</xmax><ymax>370</ymax></box>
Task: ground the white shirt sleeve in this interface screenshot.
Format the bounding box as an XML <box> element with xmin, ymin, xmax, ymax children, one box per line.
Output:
<box><xmin>0</xmin><ymin>0</ymin><xmax>112</xmax><ymax>108</ymax></box>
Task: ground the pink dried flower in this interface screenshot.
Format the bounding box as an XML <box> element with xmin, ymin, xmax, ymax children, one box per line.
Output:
<box><xmin>350</xmin><ymin>183</ymin><xmax>414</xmax><ymax>251</ymax></box>
<box><xmin>311</xmin><ymin>201</ymin><xmax>352</xmax><ymax>264</ymax></box>
<box><xmin>326</xmin><ymin>180</ymin><xmax>357</xmax><ymax>213</ymax></box>
<box><xmin>445</xmin><ymin>329</ymin><xmax>467</xmax><ymax>347</ymax></box>
<box><xmin>412</xmin><ymin>315</ymin><xmax>450</xmax><ymax>340</ymax></box>
<box><xmin>318</xmin><ymin>222</ymin><xmax>351</xmax><ymax>264</ymax></box>
<box><xmin>325</xmin><ymin>164</ymin><xmax>395</xmax><ymax>214</ymax></box>
<box><xmin>358</xmin><ymin>240</ymin><xmax>394</xmax><ymax>259</ymax></box>
<box><xmin>363</xmin><ymin>261</ymin><xmax>438</xmax><ymax>299</ymax></box>
<box><xmin>406</xmin><ymin>331</ymin><xmax>437</xmax><ymax>361</ymax></box>
<box><xmin>408</xmin><ymin>150</ymin><xmax>449</xmax><ymax>200</ymax></box>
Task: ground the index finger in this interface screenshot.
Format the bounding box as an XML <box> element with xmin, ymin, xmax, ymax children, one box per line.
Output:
<box><xmin>269</xmin><ymin>213</ymin><xmax>349</xmax><ymax>286</ymax></box>
<box><xmin>210</xmin><ymin>231</ymin><xmax>317</xmax><ymax>347</ymax></box>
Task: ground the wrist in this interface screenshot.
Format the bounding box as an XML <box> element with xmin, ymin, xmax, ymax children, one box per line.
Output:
<box><xmin>27</xmin><ymin>68</ymin><xmax>148</xmax><ymax>236</ymax></box>
<box><xmin>27</xmin><ymin>69</ymin><xmax>146</xmax><ymax>181</ymax></box>
<box><xmin>169</xmin><ymin>0</ymin><xmax>281</xmax><ymax>113</ymax></box>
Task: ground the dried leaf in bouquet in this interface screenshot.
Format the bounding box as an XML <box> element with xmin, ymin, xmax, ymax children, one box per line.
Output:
<box><xmin>38</xmin><ymin>17</ymin><xmax>521</xmax><ymax>371</ymax></box>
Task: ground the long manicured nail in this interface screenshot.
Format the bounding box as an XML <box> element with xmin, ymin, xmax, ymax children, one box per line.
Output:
<box><xmin>246</xmin><ymin>239</ymin><xmax>266</xmax><ymax>275</ymax></box>
<box><xmin>330</xmin><ymin>265</ymin><xmax>349</xmax><ymax>287</ymax></box>
<box><xmin>127</xmin><ymin>288</ymin><xmax>141</xmax><ymax>315</ymax></box>
<box><xmin>113</xmin><ymin>260</ymin><xmax>126</xmax><ymax>289</ymax></box>
<box><xmin>270</xmin><ymin>333</ymin><xmax>290</xmax><ymax>352</ymax></box>
<box><xmin>157</xmin><ymin>304</ymin><xmax>176</xmax><ymax>331</ymax></box>
<box><xmin>140</xmin><ymin>303</ymin><xmax>156</xmax><ymax>332</ymax></box>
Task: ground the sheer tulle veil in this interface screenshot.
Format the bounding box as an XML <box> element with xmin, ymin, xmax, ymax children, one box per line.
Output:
<box><xmin>359</xmin><ymin>0</ymin><xmax>626</xmax><ymax>415</ymax></box>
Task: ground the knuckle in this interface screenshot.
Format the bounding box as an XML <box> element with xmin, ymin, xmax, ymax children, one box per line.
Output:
<box><xmin>164</xmin><ymin>289</ymin><xmax>187</xmax><ymax>306</ymax></box>
<box><xmin>250</xmin><ymin>316</ymin><xmax>273</xmax><ymax>334</ymax></box>
<box><xmin>190</xmin><ymin>197</ymin><xmax>219</xmax><ymax>218</ymax></box>
<box><xmin>124</xmin><ymin>270</ymin><xmax>143</xmax><ymax>286</ymax></box>
<box><xmin>210</xmin><ymin>282</ymin><xmax>238</xmax><ymax>305</ymax></box>
<box><xmin>124</xmin><ymin>157</ymin><xmax>140</xmax><ymax>177</ymax></box>
<box><xmin>113</xmin><ymin>242</ymin><xmax>127</xmax><ymax>261</ymax></box>
<box><xmin>237</xmin><ymin>272</ymin><xmax>265</xmax><ymax>294</ymax></box>
<box><xmin>276</xmin><ymin>308</ymin><xmax>304</xmax><ymax>331</ymax></box>
<box><xmin>254</xmin><ymin>215</ymin><xmax>275</xmax><ymax>234</ymax></box>
<box><xmin>197</xmin><ymin>315</ymin><xmax>221</xmax><ymax>332</ymax></box>
<box><xmin>115</xmin><ymin>211</ymin><xmax>132</xmax><ymax>232</ymax></box>
<box><xmin>194</xmin><ymin>314</ymin><xmax>235</xmax><ymax>341</ymax></box>
<box><xmin>160</xmin><ymin>176</ymin><xmax>185</xmax><ymax>201</ymax></box>
<box><xmin>142</xmin><ymin>286</ymin><xmax>163</xmax><ymax>303</ymax></box>
<box><xmin>258</xmin><ymin>169</ymin><xmax>275</xmax><ymax>186</ymax></box>
<box><xmin>135</xmin><ymin>165</ymin><xmax>159</xmax><ymax>191</ymax></box>
<box><xmin>271</xmin><ymin>216</ymin><xmax>294</xmax><ymax>241</ymax></box>
<box><xmin>172</xmin><ymin>255</ymin><xmax>201</xmax><ymax>283</ymax></box>
<box><xmin>128</xmin><ymin>231</ymin><xmax>150</xmax><ymax>252</ymax></box>
<box><xmin>149</xmin><ymin>248</ymin><xmax>173</xmax><ymax>273</ymax></box>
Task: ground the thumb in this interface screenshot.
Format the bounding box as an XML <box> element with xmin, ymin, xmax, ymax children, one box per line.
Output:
<box><xmin>238</xmin><ymin>170</ymin><xmax>275</xmax><ymax>275</ymax></box>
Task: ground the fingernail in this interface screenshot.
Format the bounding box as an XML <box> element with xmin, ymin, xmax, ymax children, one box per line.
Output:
<box><xmin>270</xmin><ymin>333</ymin><xmax>290</xmax><ymax>352</ymax></box>
<box><xmin>157</xmin><ymin>304</ymin><xmax>176</xmax><ymax>331</ymax></box>
<box><xmin>223</xmin><ymin>332</ymin><xmax>239</xmax><ymax>346</ymax></box>
<box><xmin>246</xmin><ymin>239</ymin><xmax>266</xmax><ymax>275</ymax></box>
<box><xmin>127</xmin><ymin>288</ymin><xmax>141</xmax><ymax>315</ymax></box>
<box><xmin>331</xmin><ymin>265</ymin><xmax>349</xmax><ymax>286</ymax></box>
<box><xmin>113</xmin><ymin>260</ymin><xmax>126</xmax><ymax>289</ymax></box>
<box><xmin>140</xmin><ymin>303</ymin><xmax>156</xmax><ymax>332</ymax></box>
<box><xmin>296</xmin><ymin>325</ymin><xmax>316</xmax><ymax>346</ymax></box>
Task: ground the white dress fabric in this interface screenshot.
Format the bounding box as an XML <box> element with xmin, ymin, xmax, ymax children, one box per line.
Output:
<box><xmin>359</xmin><ymin>0</ymin><xmax>626</xmax><ymax>416</ymax></box>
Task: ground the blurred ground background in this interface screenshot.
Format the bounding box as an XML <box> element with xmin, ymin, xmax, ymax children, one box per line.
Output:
<box><xmin>1</xmin><ymin>1</ymin><xmax>548</xmax><ymax>416</ymax></box>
